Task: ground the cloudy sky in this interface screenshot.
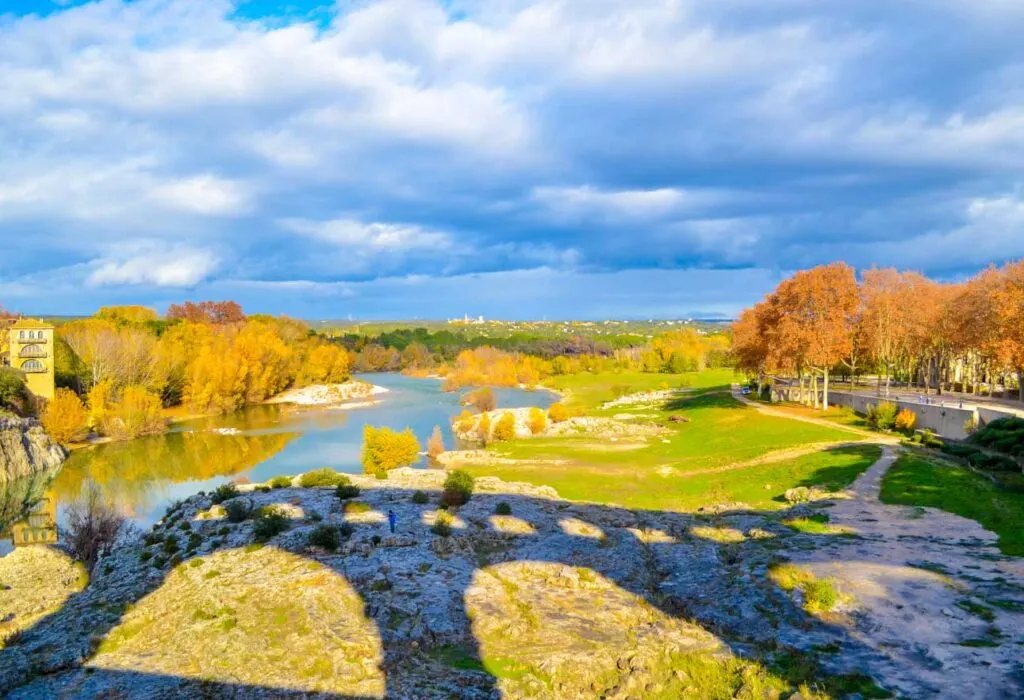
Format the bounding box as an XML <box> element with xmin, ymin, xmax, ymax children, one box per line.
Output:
<box><xmin>1</xmin><ymin>0</ymin><xmax>1023</xmax><ymax>319</ymax></box>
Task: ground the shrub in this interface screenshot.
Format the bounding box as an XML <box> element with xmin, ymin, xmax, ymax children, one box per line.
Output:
<box><xmin>41</xmin><ymin>388</ymin><xmax>89</xmax><ymax>444</ymax></box>
<box><xmin>335</xmin><ymin>483</ymin><xmax>361</xmax><ymax>500</ymax></box>
<box><xmin>412</xmin><ymin>490</ymin><xmax>429</xmax><ymax>504</ymax></box>
<box><xmin>527</xmin><ymin>407</ymin><xmax>547</xmax><ymax>435</ymax></box>
<box><xmin>495</xmin><ymin>501</ymin><xmax>512</xmax><ymax>516</ymax></box>
<box><xmin>299</xmin><ymin>468</ymin><xmax>347</xmax><ymax>488</ymax></box>
<box><xmin>343</xmin><ymin>501</ymin><xmax>371</xmax><ymax>515</ymax></box>
<box><xmin>802</xmin><ymin>578</ymin><xmax>840</xmax><ymax>613</ymax></box>
<box><xmin>308</xmin><ymin>511</ymin><xmax>323</xmax><ymax>522</ymax></box>
<box><xmin>493</xmin><ymin>412</ymin><xmax>516</xmax><ymax>442</ymax></box>
<box><xmin>211</xmin><ymin>483</ymin><xmax>240</xmax><ymax>505</ymax></box>
<box><xmin>269</xmin><ymin>476</ymin><xmax>293</xmax><ymax>489</ymax></box>
<box><xmin>548</xmin><ymin>402</ymin><xmax>569</xmax><ymax>424</ymax></box>
<box><xmin>163</xmin><ymin>535</ymin><xmax>180</xmax><ymax>554</ymax></box>
<box><xmin>307</xmin><ymin>525</ymin><xmax>340</xmax><ymax>552</ymax></box>
<box><xmin>186</xmin><ymin>533</ymin><xmax>203</xmax><ymax>552</ymax></box>
<box><xmin>179</xmin><ymin>520</ymin><xmax>192</xmax><ymax>531</ymax></box>
<box><xmin>361</xmin><ymin>425</ymin><xmax>421</xmax><ymax>477</ymax></box>
<box><xmin>866</xmin><ymin>401</ymin><xmax>898</xmax><ymax>430</ymax></box>
<box><xmin>894</xmin><ymin>408</ymin><xmax>917</xmax><ymax>432</ymax></box>
<box><xmin>0</xmin><ymin>367</ymin><xmax>28</xmax><ymax>413</ymax></box>
<box><xmin>64</xmin><ymin>483</ymin><xmax>126</xmax><ymax>573</ymax></box>
<box><xmin>454</xmin><ymin>409</ymin><xmax>475</xmax><ymax>433</ymax></box>
<box><xmin>441</xmin><ymin>469</ymin><xmax>474</xmax><ymax>507</ymax></box>
<box><xmin>225</xmin><ymin>499</ymin><xmax>250</xmax><ymax>523</ymax></box>
<box><xmin>427</xmin><ymin>425</ymin><xmax>446</xmax><ymax>458</ymax></box>
<box><xmin>252</xmin><ymin>506</ymin><xmax>290</xmax><ymax>541</ymax></box>
<box><xmin>338</xmin><ymin>522</ymin><xmax>355</xmax><ymax>539</ymax></box>
<box><xmin>464</xmin><ymin>387</ymin><xmax>496</xmax><ymax>412</ymax></box>
<box><xmin>610</xmin><ymin>384</ymin><xmax>632</xmax><ymax>398</ymax></box>
<box><xmin>432</xmin><ymin>510</ymin><xmax>454</xmax><ymax>537</ymax></box>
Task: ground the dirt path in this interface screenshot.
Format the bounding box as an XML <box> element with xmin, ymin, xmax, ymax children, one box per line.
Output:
<box><xmin>784</xmin><ymin>446</ymin><xmax>1024</xmax><ymax>698</ymax></box>
<box><xmin>730</xmin><ymin>385</ymin><xmax>895</xmax><ymax>442</ymax></box>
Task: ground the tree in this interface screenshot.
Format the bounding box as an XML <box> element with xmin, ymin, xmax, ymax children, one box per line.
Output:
<box><xmin>41</xmin><ymin>388</ymin><xmax>89</xmax><ymax>444</ymax></box>
<box><xmin>65</xmin><ymin>481</ymin><xmax>126</xmax><ymax>573</ymax></box>
<box><xmin>95</xmin><ymin>306</ymin><xmax>158</xmax><ymax>325</ymax></box>
<box><xmin>493</xmin><ymin>412</ymin><xmax>516</xmax><ymax>441</ymax></box>
<box><xmin>527</xmin><ymin>406</ymin><xmax>547</xmax><ymax>435</ymax></box>
<box><xmin>427</xmin><ymin>425</ymin><xmax>446</xmax><ymax>458</ymax></box>
<box><xmin>297</xmin><ymin>343</ymin><xmax>351</xmax><ymax>386</ymax></box>
<box><xmin>167</xmin><ymin>300</ymin><xmax>246</xmax><ymax>325</ymax></box>
<box><xmin>361</xmin><ymin>426</ymin><xmax>421</xmax><ymax>478</ymax></box>
<box><xmin>464</xmin><ymin>387</ymin><xmax>496</xmax><ymax>412</ymax></box>
<box><xmin>772</xmin><ymin>263</ymin><xmax>858</xmax><ymax>410</ymax></box>
<box><xmin>0</xmin><ymin>367</ymin><xmax>28</xmax><ymax>414</ymax></box>
<box><xmin>94</xmin><ymin>384</ymin><xmax>166</xmax><ymax>441</ymax></box>
<box><xmin>548</xmin><ymin>402</ymin><xmax>569</xmax><ymax>423</ymax></box>
<box><xmin>477</xmin><ymin>411</ymin><xmax>491</xmax><ymax>445</ymax></box>
<box><xmin>992</xmin><ymin>260</ymin><xmax>1024</xmax><ymax>401</ymax></box>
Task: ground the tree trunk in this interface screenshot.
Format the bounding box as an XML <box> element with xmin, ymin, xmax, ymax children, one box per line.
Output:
<box><xmin>1019</xmin><ymin>370</ymin><xmax>1024</xmax><ymax>403</ymax></box>
<box><xmin>812</xmin><ymin>372</ymin><xmax>820</xmax><ymax>409</ymax></box>
<box><xmin>823</xmin><ymin>367</ymin><xmax>830</xmax><ymax>411</ymax></box>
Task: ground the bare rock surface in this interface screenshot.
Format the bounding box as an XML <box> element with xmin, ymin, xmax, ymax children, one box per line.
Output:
<box><xmin>1</xmin><ymin>460</ymin><xmax>1021</xmax><ymax>698</ymax></box>
<box><xmin>0</xmin><ymin>417</ymin><xmax>66</xmax><ymax>486</ymax></box>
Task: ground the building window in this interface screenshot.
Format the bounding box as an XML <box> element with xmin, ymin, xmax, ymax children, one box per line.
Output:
<box><xmin>21</xmin><ymin>359</ymin><xmax>44</xmax><ymax>372</ymax></box>
<box><xmin>20</xmin><ymin>344</ymin><xmax>45</xmax><ymax>358</ymax></box>
<box><xmin>19</xmin><ymin>331</ymin><xmax>25</xmax><ymax>339</ymax></box>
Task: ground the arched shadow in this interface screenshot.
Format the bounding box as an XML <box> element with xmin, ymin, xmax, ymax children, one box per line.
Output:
<box><xmin>2</xmin><ymin>481</ymin><xmax>1016</xmax><ymax>698</ymax></box>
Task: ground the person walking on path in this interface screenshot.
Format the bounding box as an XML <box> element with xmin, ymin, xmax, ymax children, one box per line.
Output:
<box><xmin>388</xmin><ymin>509</ymin><xmax>397</xmax><ymax>534</ymax></box>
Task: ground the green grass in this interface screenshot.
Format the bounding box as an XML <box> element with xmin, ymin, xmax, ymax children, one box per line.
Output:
<box><xmin>548</xmin><ymin>368</ymin><xmax>740</xmax><ymax>410</ymax></box>
<box><xmin>464</xmin><ymin>374</ymin><xmax>878</xmax><ymax>511</ymax></box>
<box><xmin>880</xmin><ymin>453</ymin><xmax>1024</xmax><ymax>556</ymax></box>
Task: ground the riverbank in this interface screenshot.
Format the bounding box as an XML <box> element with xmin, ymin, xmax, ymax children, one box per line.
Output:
<box><xmin>266</xmin><ymin>380</ymin><xmax>389</xmax><ymax>407</ymax></box>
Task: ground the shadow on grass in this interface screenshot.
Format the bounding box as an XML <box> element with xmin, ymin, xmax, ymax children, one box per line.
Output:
<box><xmin>662</xmin><ymin>388</ymin><xmax>744</xmax><ymax>413</ymax></box>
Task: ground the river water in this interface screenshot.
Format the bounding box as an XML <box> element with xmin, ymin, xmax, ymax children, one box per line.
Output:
<box><xmin>0</xmin><ymin>374</ymin><xmax>554</xmax><ymax>550</ymax></box>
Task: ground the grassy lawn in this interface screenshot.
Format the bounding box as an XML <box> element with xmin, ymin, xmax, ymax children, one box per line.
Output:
<box><xmin>880</xmin><ymin>453</ymin><xmax>1024</xmax><ymax>556</ymax></box>
<box><xmin>466</xmin><ymin>443</ymin><xmax>880</xmax><ymax>512</ymax></box>
<box><xmin>463</xmin><ymin>371</ymin><xmax>877</xmax><ymax>511</ymax></box>
<box><xmin>762</xmin><ymin>402</ymin><xmax>869</xmax><ymax>430</ymax></box>
<box><xmin>548</xmin><ymin>368</ymin><xmax>740</xmax><ymax>411</ymax></box>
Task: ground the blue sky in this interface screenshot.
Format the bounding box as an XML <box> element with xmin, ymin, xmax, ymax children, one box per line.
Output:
<box><xmin>1</xmin><ymin>0</ymin><xmax>1023</xmax><ymax>319</ymax></box>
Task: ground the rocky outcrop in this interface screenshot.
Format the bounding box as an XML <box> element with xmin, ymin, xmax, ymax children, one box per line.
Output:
<box><xmin>0</xmin><ymin>417</ymin><xmax>66</xmax><ymax>486</ymax></box>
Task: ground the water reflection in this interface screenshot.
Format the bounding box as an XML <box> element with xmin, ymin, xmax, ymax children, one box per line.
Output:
<box><xmin>3</xmin><ymin>374</ymin><xmax>554</xmax><ymax>532</ymax></box>
<box><xmin>0</xmin><ymin>468</ymin><xmax>60</xmax><ymax>555</ymax></box>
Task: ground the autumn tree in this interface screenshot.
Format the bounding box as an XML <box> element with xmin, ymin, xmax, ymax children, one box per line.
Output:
<box><xmin>427</xmin><ymin>425</ymin><xmax>446</xmax><ymax>458</ymax></box>
<box><xmin>772</xmin><ymin>263</ymin><xmax>858</xmax><ymax>410</ymax></box>
<box><xmin>992</xmin><ymin>260</ymin><xmax>1024</xmax><ymax>401</ymax></box>
<box><xmin>361</xmin><ymin>426</ymin><xmax>421</xmax><ymax>478</ymax></box>
<box><xmin>167</xmin><ymin>300</ymin><xmax>246</xmax><ymax>325</ymax></box>
<box><xmin>477</xmin><ymin>411</ymin><xmax>492</xmax><ymax>444</ymax></box>
<box><xmin>464</xmin><ymin>387</ymin><xmax>496</xmax><ymax>412</ymax></box>
<box><xmin>93</xmin><ymin>384</ymin><xmax>166</xmax><ymax>441</ymax></box>
<box><xmin>493</xmin><ymin>412</ymin><xmax>516</xmax><ymax>441</ymax></box>
<box><xmin>41</xmin><ymin>388</ymin><xmax>89</xmax><ymax>445</ymax></box>
<box><xmin>95</xmin><ymin>305</ymin><xmax>158</xmax><ymax>325</ymax></box>
<box><xmin>527</xmin><ymin>406</ymin><xmax>547</xmax><ymax>434</ymax></box>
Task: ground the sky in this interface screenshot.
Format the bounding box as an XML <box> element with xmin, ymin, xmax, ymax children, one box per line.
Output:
<box><xmin>1</xmin><ymin>0</ymin><xmax>1023</xmax><ymax>320</ymax></box>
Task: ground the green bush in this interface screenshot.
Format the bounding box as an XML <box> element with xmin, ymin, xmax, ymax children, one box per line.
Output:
<box><xmin>225</xmin><ymin>499</ymin><xmax>250</xmax><ymax>523</ymax></box>
<box><xmin>335</xmin><ymin>484</ymin><xmax>361</xmax><ymax>500</ymax></box>
<box><xmin>307</xmin><ymin>525</ymin><xmax>341</xmax><ymax>552</ymax></box>
<box><xmin>308</xmin><ymin>511</ymin><xmax>323</xmax><ymax>522</ymax></box>
<box><xmin>210</xmin><ymin>483</ymin><xmax>240</xmax><ymax>505</ymax></box>
<box><xmin>269</xmin><ymin>476</ymin><xmax>293</xmax><ymax>489</ymax></box>
<box><xmin>339</xmin><ymin>522</ymin><xmax>355</xmax><ymax>539</ymax></box>
<box><xmin>179</xmin><ymin>521</ymin><xmax>192</xmax><ymax>531</ymax></box>
<box><xmin>432</xmin><ymin>510</ymin><xmax>454</xmax><ymax>537</ymax></box>
<box><xmin>495</xmin><ymin>501</ymin><xmax>512</xmax><ymax>516</ymax></box>
<box><xmin>186</xmin><ymin>533</ymin><xmax>203</xmax><ymax>552</ymax></box>
<box><xmin>343</xmin><ymin>501</ymin><xmax>371</xmax><ymax>515</ymax></box>
<box><xmin>412</xmin><ymin>490</ymin><xmax>429</xmax><ymax>504</ymax></box>
<box><xmin>866</xmin><ymin>402</ymin><xmax>898</xmax><ymax>430</ymax></box>
<box><xmin>0</xmin><ymin>368</ymin><xmax>28</xmax><ymax>412</ymax></box>
<box><xmin>139</xmin><ymin>550</ymin><xmax>153</xmax><ymax>562</ymax></box>
<box><xmin>252</xmin><ymin>507</ymin><xmax>290</xmax><ymax>541</ymax></box>
<box><xmin>299</xmin><ymin>468</ymin><xmax>348</xmax><ymax>488</ymax></box>
<box><xmin>441</xmin><ymin>470</ymin><xmax>474</xmax><ymax>507</ymax></box>
<box><xmin>163</xmin><ymin>535</ymin><xmax>179</xmax><ymax>554</ymax></box>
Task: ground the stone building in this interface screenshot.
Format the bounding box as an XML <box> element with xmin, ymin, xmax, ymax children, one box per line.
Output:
<box><xmin>6</xmin><ymin>318</ymin><xmax>56</xmax><ymax>400</ymax></box>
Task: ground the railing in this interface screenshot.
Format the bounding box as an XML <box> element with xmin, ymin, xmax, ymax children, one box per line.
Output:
<box><xmin>19</xmin><ymin>364</ymin><xmax>46</xmax><ymax>374</ymax></box>
<box><xmin>19</xmin><ymin>346</ymin><xmax>47</xmax><ymax>358</ymax></box>
<box><xmin>15</xmin><ymin>336</ymin><xmax>48</xmax><ymax>344</ymax></box>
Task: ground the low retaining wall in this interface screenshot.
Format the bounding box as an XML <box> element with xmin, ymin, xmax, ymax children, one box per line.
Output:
<box><xmin>770</xmin><ymin>387</ymin><xmax>1019</xmax><ymax>440</ymax></box>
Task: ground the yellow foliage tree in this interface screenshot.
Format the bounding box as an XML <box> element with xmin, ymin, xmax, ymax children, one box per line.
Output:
<box><xmin>493</xmin><ymin>412</ymin><xmax>516</xmax><ymax>442</ymax></box>
<box><xmin>548</xmin><ymin>402</ymin><xmax>569</xmax><ymax>424</ymax></box>
<box><xmin>361</xmin><ymin>426</ymin><xmax>421</xmax><ymax>478</ymax></box>
<box><xmin>87</xmin><ymin>379</ymin><xmax>114</xmax><ymax>429</ymax></box>
<box><xmin>477</xmin><ymin>411</ymin><xmax>491</xmax><ymax>444</ymax></box>
<box><xmin>527</xmin><ymin>406</ymin><xmax>547</xmax><ymax>435</ymax></box>
<box><xmin>41</xmin><ymin>388</ymin><xmax>89</xmax><ymax>445</ymax></box>
<box><xmin>297</xmin><ymin>343</ymin><xmax>351</xmax><ymax>386</ymax></box>
<box><xmin>96</xmin><ymin>385</ymin><xmax>166</xmax><ymax>441</ymax></box>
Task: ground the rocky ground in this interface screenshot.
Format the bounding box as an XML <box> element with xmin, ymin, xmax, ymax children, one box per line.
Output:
<box><xmin>1</xmin><ymin>458</ymin><xmax>1022</xmax><ymax>698</ymax></box>
<box><xmin>266</xmin><ymin>380</ymin><xmax>388</xmax><ymax>407</ymax></box>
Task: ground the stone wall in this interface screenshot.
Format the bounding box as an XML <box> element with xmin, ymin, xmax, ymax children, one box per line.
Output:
<box><xmin>770</xmin><ymin>387</ymin><xmax>1019</xmax><ymax>440</ymax></box>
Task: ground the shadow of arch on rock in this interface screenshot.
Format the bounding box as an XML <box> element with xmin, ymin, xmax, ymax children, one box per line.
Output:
<box><xmin>2</xmin><ymin>481</ymin><xmax>1008</xmax><ymax>698</ymax></box>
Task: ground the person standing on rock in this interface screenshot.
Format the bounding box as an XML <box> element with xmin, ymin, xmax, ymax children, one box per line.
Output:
<box><xmin>388</xmin><ymin>509</ymin><xmax>397</xmax><ymax>534</ymax></box>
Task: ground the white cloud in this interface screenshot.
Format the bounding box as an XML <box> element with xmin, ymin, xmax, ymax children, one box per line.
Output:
<box><xmin>532</xmin><ymin>185</ymin><xmax>735</xmax><ymax>221</ymax></box>
<box><xmin>86</xmin><ymin>245</ymin><xmax>219</xmax><ymax>287</ymax></box>
<box><xmin>149</xmin><ymin>175</ymin><xmax>251</xmax><ymax>216</ymax></box>
<box><xmin>280</xmin><ymin>217</ymin><xmax>451</xmax><ymax>251</ymax></box>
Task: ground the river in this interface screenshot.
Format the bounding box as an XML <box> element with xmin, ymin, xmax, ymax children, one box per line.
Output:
<box><xmin>0</xmin><ymin>374</ymin><xmax>554</xmax><ymax>551</ymax></box>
